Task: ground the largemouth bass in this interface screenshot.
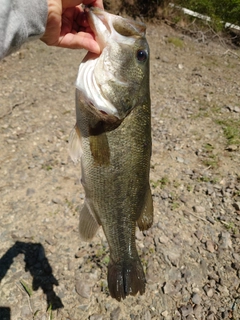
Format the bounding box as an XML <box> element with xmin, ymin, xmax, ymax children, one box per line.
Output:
<box><xmin>69</xmin><ymin>7</ymin><xmax>153</xmax><ymax>301</ymax></box>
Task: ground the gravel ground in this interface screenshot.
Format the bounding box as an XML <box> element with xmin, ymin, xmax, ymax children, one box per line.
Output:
<box><xmin>0</xmin><ymin>19</ymin><xmax>240</xmax><ymax>320</ymax></box>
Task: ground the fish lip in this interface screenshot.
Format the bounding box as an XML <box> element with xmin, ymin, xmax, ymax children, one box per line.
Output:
<box><xmin>85</xmin><ymin>6</ymin><xmax>111</xmax><ymax>51</ymax></box>
<box><xmin>85</xmin><ymin>6</ymin><xmax>146</xmax><ymax>50</ymax></box>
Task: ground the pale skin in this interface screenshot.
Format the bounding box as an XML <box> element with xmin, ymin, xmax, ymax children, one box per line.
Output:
<box><xmin>41</xmin><ymin>0</ymin><xmax>104</xmax><ymax>54</ymax></box>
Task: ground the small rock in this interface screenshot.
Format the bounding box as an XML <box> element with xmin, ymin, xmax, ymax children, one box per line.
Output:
<box><xmin>163</xmin><ymin>282</ymin><xmax>175</xmax><ymax>295</ymax></box>
<box><xmin>233</xmin><ymin>106</ymin><xmax>240</xmax><ymax>113</ymax></box>
<box><xmin>206</xmin><ymin>216</ymin><xmax>215</xmax><ymax>224</ymax></box>
<box><xmin>110</xmin><ymin>307</ymin><xmax>121</xmax><ymax>320</ymax></box>
<box><xmin>203</xmin><ymin>285</ymin><xmax>214</xmax><ymax>297</ymax></box>
<box><xmin>206</xmin><ymin>240</ymin><xmax>215</xmax><ymax>253</ymax></box>
<box><xmin>135</xmin><ymin>229</ymin><xmax>144</xmax><ymax>241</ymax></box>
<box><xmin>159</xmin><ymin>234</ymin><xmax>169</xmax><ymax>244</ymax></box>
<box><xmin>161</xmin><ymin>191</ymin><xmax>169</xmax><ymax>199</ymax></box>
<box><xmin>21</xmin><ymin>305</ymin><xmax>32</xmax><ymax>317</ymax></box>
<box><xmin>233</xmin><ymin>253</ymin><xmax>240</xmax><ymax>262</ymax></box>
<box><xmin>26</xmin><ymin>188</ymin><xmax>35</xmax><ymax>196</ymax></box>
<box><xmin>193</xmin><ymin>205</ymin><xmax>205</xmax><ymax>213</ymax></box>
<box><xmin>226</xmin><ymin>145</ymin><xmax>238</xmax><ymax>151</ymax></box>
<box><xmin>45</xmin><ymin>237</ymin><xmax>57</xmax><ymax>246</ymax></box>
<box><xmin>206</xmin><ymin>313</ymin><xmax>215</xmax><ymax>320</ymax></box>
<box><xmin>176</xmin><ymin>156</ymin><xmax>184</xmax><ymax>163</ymax></box>
<box><xmin>89</xmin><ymin>315</ymin><xmax>103</xmax><ymax>320</ymax></box>
<box><xmin>143</xmin><ymin>310</ymin><xmax>151</xmax><ymax>320</ymax></box>
<box><xmin>178</xmin><ymin>63</ymin><xmax>184</xmax><ymax>69</ymax></box>
<box><xmin>219</xmin><ymin>232</ymin><xmax>232</xmax><ymax>250</ymax></box>
<box><xmin>217</xmin><ymin>285</ymin><xmax>229</xmax><ymax>296</ymax></box>
<box><xmin>192</xmin><ymin>293</ymin><xmax>202</xmax><ymax>305</ymax></box>
<box><xmin>52</xmin><ymin>197</ymin><xmax>62</xmax><ymax>204</ymax></box>
<box><xmin>75</xmin><ymin>280</ymin><xmax>92</xmax><ymax>299</ymax></box>
<box><xmin>75</xmin><ymin>249</ymin><xmax>87</xmax><ymax>259</ymax></box>
<box><xmin>194</xmin><ymin>230</ymin><xmax>203</xmax><ymax>241</ymax></box>
<box><xmin>233</xmin><ymin>202</ymin><xmax>240</xmax><ymax>211</ymax></box>
<box><xmin>166</xmin><ymin>250</ymin><xmax>181</xmax><ymax>267</ymax></box>
<box><xmin>180</xmin><ymin>305</ymin><xmax>194</xmax><ymax>317</ymax></box>
<box><xmin>179</xmin><ymin>195</ymin><xmax>188</xmax><ymax>203</ymax></box>
<box><xmin>161</xmin><ymin>310</ymin><xmax>168</xmax><ymax>317</ymax></box>
<box><xmin>193</xmin><ymin>305</ymin><xmax>202</xmax><ymax>319</ymax></box>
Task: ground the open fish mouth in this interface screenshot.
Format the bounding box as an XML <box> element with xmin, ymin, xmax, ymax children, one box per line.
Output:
<box><xmin>85</xmin><ymin>6</ymin><xmax>146</xmax><ymax>49</ymax></box>
<box><xmin>75</xmin><ymin>7</ymin><xmax>147</xmax><ymax>119</ymax></box>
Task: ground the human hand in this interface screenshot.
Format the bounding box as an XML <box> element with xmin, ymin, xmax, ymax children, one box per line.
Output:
<box><xmin>41</xmin><ymin>0</ymin><xmax>104</xmax><ymax>54</ymax></box>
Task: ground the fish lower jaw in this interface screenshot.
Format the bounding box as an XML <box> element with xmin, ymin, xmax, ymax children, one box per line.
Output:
<box><xmin>76</xmin><ymin>58</ymin><xmax>120</xmax><ymax>118</ymax></box>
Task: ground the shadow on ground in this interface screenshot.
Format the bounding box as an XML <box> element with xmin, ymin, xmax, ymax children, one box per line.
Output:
<box><xmin>0</xmin><ymin>241</ymin><xmax>63</xmax><ymax>319</ymax></box>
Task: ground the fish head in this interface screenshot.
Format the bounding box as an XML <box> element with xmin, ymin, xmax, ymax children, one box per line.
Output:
<box><xmin>76</xmin><ymin>7</ymin><xmax>150</xmax><ymax>120</ymax></box>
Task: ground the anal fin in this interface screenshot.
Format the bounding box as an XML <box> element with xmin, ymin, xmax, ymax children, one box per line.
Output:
<box><xmin>79</xmin><ymin>200</ymin><xmax>100</xmax><ymax>241</ymax></box>
<box><xmin>137</xmin><ymin>186</ymin><xmax>153</xmax><ymax>231</ymax></box>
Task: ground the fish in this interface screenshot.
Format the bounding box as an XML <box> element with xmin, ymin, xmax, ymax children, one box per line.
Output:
<box><xmin>69</xmin><ymin>6</ymin><xmax>153</xmax><ymax>301</ymax></box>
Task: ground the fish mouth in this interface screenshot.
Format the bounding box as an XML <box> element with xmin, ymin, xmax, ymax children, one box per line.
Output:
<box><xmin>76</xmin><ymin>7</ymin><xmax>146</xmax><ymax>119</ymax></box>
<box><xmin>85</xmin><ymin>6</ymin><xmax>146</xmax><ymax>50</ymax></box>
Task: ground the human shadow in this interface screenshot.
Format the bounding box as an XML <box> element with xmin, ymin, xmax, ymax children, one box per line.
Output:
<box><xmin>0</xmin><ymin>241</ymin><xmax>63</xmax><ymax>313</ymax></box>
<box><xmin>0</xmin><ymin>307</ymin><xmax>10</xmax><ymax>320</ymax></box>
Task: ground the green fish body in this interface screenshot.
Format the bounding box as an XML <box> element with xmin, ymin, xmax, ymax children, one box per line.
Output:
<box><xmin>69</xmin><ymin>7</ymin><xmax>153</xmax><ymax>301</ymax></box>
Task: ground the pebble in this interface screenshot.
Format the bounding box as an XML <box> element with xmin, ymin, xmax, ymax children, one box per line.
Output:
<box><xmin>143</xmin><ymin>310</ymin><xmax>151</xmax><ymax>320</ymax></box>
<box><xmin>193</xmin><ymin>205</ymin><xmax>205</xmax><ymax>213</ymax></box>
<box><xmin>26</xmin><ymin>188</ymin><xmax>35</xmax><ymax>196</ymax></box>
<box><xmin>75</xmin><ymin>280</ymin><xmax>92</xmax><ymax>299</ymax></box>
<box><xmin>180</xmin><ymin>305</ymin><xmax>194</xmax><ymax>317</ymax></box>
<box><xmin>163</xmin><ymin>282</ymin><xmax>175</xmax><ymax>295</ymax></box>
<box><xmin>161</xmin><ymin>310</ymin><xmax>169</xmax><ymax>317</ymax></box>
<box><xmin>52</xmin><ymin>197</ymin><xmax>62</xmax><ymax>204</ymax></box>
<box><xmin>206</xmin><ymin>216</ymin><xmax>215</xmax><ymax>224</ymax></box>
<box><xmin>192</xmin><ymin>293</ymin><xmax>202</xmax><ymax>305</ymax></box>
<box><xmin>89</xmin><ymin>315</ymin><xmax>103</xmax><ymax>320</ymax></box>
<box><xmin>110</xmin><ymin>307</ymin><xmax>121</xmax><ymax>320</ymax></box>
<box><xmin>193</xmin><ymin>305</ymin><xmax>202</xmax><ymax>319</ymax></box>
<box><xmin>233</xmin><ymin>253</ymin><xmax>240</xmax><ymax>262</ymax></box>
<box><xmin>194</xmin><ymin>230</ymin><xmax>203</xmax><ymax>241</ymax></box>
<box><xmin>233</xmin><ymin>202</ymin><xmax>240</xmax><ymax>211</ymax></box>
<box><xmin>219</xmin><ymin>232</ymin><xmax>232</xmax><ymax>250</ymax></box>
<box><xmin>206</xmin><ymin>240</ymin><xmax>215</xmax><ymax>253</ymax></box>
<box><xmin>206</xmin><ymin>313</ymin><xmax>215</xmax><ymax>320</ymax></box>
<box><xmin>159</xmin><ymin>234</ymin><xmax>169</xmax><ymax>244</ymax></box>
<box><xmin>226</xmin><ymin>145</ymin><xmax>238</xmax><ymax>151</ymax></box>
<box><xmin>176</xmin><ymin>156</ymin><xmax>184</xmax><ymax>163</ymax></box>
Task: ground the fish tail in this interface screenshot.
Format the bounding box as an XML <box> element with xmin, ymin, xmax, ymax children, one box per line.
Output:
<box><xmin>107</xmin><ymin>258</ymin><xmax>145</xmax><ymax>301</ymax></box>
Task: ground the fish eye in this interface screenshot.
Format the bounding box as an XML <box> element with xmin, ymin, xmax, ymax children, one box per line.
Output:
<box><xmin>136</xmin><ymin>49</ymin><xmax>148</xmax><ymax>62</ymax></box>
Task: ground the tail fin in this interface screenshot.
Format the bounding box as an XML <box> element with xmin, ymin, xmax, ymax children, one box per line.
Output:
<box><xmin>107</xmin><ymin>258</ymin><xmax>145</xmax><ymax>301</ymax></box>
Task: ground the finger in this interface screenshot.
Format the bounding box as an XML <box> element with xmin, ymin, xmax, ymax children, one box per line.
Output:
<box><xmin>58</xmin><ymin>32</ymin><xmax>101</xmax><ymax>53</ymax></box>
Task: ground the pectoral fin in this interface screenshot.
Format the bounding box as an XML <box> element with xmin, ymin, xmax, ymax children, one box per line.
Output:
<box><xmin>79</xmin><ymin>200</ymin><xmax>100</xmax><ymax>241</ymax></box>
<box><xmin>90</xmin><ymin>133</ymin><xmax>110</xmax><ymax>166</ymax></box>
<box><xmin>68</xmin><ymin>125</ymin><xmax>82</xmax><ymax>163</ymax></box>
<box><xmin>137</xmin><ymin>186</ymin><xmax>153</xmax><ymax>231</ymax></box>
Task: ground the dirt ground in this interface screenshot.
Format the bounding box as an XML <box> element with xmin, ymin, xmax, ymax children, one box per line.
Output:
<box><xmin>0</xmin><ymin>9</ymin><xmax>240</xmax><ymax>320</ymax></box>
